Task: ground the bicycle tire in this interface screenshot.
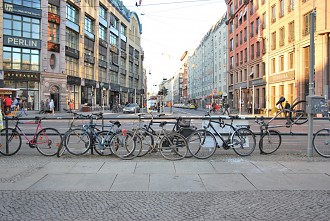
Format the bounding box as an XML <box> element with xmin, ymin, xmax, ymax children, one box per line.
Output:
<box><xmin>188</xmin><ymin>129</ymin><xmax>217</xmax><ymax>159</ymax></box>
<box><xmin>232</xmin><ymin>128</ymin><xmax>256</xmax><ymax>156</ymax></box>
<box><xmin>290</xmin><ymin>100</ymin><xmax>308</xmax><ymax>125</ymax></box>
<box><xmin>159</xmin><ymin>132</ymin><xmax>188</xmax><ymax>160</ymax></box>
<box><xmin>94</xmin><ymin>130</ymin><xmax>114</xmax><ymax>156</ymax></box>
<box><xmin>0</xmin><ymin>128</ymin><xmax>22</xmax><ymax>156</ymax></box>
<box><xmin>259</xmin><ymin>130</ymin><xmax>282</xmax><ymax>154</ymax></box>
<box><xmin>136</xmin><ymin>129</ymin><xmax>153</xmax><ymax>157</ymax></box>
<box><xmin>110</xmin><ymin>130</ymin><xmax>140</xmax><ymax>159</ymax></box>
<box><xmin>65</xmin><ymin>128</ymin><xmax>92</xmax><ymax>155</ymax></box>
<box><xmin>313</xmin><ymin>128</ymin><xmax>330</xmax><ymax>158</ymax></box>
<box><xmin>36</xmin><ymin>128</ymin><xmax>62</xmax><ymax>156</ymax></box>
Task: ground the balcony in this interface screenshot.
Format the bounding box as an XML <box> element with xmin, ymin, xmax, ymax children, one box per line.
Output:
<box><xmin>84</xmin><ymin>54</ymin><xmax>95</xmax><ymax>64</ymax></box>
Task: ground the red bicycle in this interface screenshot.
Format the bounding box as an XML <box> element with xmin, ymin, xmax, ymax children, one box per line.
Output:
<box><xmin>0</xmin><ymin>116</ymin><xmax>62</xmax><ymax>156</ymax></box>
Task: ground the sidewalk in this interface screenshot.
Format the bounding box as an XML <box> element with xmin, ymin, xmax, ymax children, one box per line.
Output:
<box><xmin>1</xmin><ymin>155</ymin><xmax>330</xmax><ymax>192</ymax></box>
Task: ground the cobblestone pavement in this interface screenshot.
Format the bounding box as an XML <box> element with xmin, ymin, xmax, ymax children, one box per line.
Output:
<box><xmin>0</xmin><ymin>190</ymin><xmax>330</xmax><ymax>220</ymax></box>
<box><xmin>0</xmin><ymin>152</ymin><xmax>330</xmax><ymax>220</ymax></box>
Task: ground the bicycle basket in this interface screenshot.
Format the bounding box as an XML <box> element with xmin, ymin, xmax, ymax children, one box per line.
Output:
<box><xmin>179</xmin><ymin>119</ymin><xmax>191</xmax><ymax>127</ymax></box>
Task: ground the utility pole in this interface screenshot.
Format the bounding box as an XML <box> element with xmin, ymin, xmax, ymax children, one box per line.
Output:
<box><xmin>307</xmin><ymin>9</ymin><xmax>316</xmax><ymax>157</ymax></box>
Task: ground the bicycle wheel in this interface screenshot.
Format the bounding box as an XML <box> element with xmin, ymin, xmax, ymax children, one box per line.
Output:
<box><xmin>36</xmin><ymin>128</ymin><xmax>62</xmax><ymax>156</ymax></box>
<box><xmin>159</xmin><ymin>132</ymin><xmax>188</xmax><ymax>160</ymax></box>
<box><xmin>313</xmin><ymin>128</ymin><xmax>330</xmax><ymax>158</ymax></box>
<box><xmin>188</xmin><ymin>129</ymin><xmax>217</xmax><ymax>159</ymax></box>
<box><xmin>137</xmin><ymin>129</ymin><xmax>153</xmax><ymax>157</ymax></box>
<box><xmin>110</xmin><ymin>130</ymin><xmax>140</xmax><ymax>159</ymax></box>
<box><xmin>65</xmin><ymin>128</ymin><xmax>91</xmax><ymax>155</ymax></box>
<box><xmin>94</xmin><ymin>131</ymin><xmax>114</xmax><ymax>156</ymax></box>
<box><xmin>0</xmin><ymin>128</ymin><xmax>22</xmax><ymax>156</ymax></box>
<box><xmin>259</xmin><ymin>130</ymin><xmax>282</xmax><ymax>154</ymax></box>
<box><xmin>232</xmin><ymin>128</ymin><xmax>256</xmax><ymax>156</ymax></box>
<box><xmin>290</xmin><ymin>100</ymin><xmax>308</xmax><ymax>125</ymax></box>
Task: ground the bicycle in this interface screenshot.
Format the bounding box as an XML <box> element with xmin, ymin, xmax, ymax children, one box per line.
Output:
<box><xmin>0</xmin><ymin>116</ymin><xmax>62</xmax><ymax>156</ymax></box>
<box><xmin>64</xmin><ymin>112</ymin><xmax>140</xmax><ymax>159</ymax></box>
<box><xmin>130</xmin><ymin>113</ymin><xmax>189</xmax><ymax>160</ymax></box>
<box><xmin>255</xmin><ymin>116</ymin><xmax>282</xmax><ymax>154</ymax></box>
<box><xmin>274</xmin><ymin>97</ymin><xmax>307</xmax><ymax>126</ymax></box>
<box><xmin>187</xmin><ymin>112</ymin><xmax>256</xmax><ymax>159</ymax></box>
<box><xmin>312</xmin><ymin>112</ymin><xmax>330</xmax><ymax>158</ymax></box>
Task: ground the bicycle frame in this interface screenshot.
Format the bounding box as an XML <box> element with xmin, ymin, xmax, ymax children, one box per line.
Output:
<box><xmin>13</xmin><ymin>118</ymin><xmax>44</xmax><ymax>145</ymax></box>
<box><xmin>203</xmin><ymin>117</ymin><xmax>237</xmax><ymax>148</ymax></box>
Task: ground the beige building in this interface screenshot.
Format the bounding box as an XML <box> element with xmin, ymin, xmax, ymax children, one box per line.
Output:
<box><xmin>0</xmin><ymin>0</ymin><xmax>144</xmax><ymax>111</ymax></box>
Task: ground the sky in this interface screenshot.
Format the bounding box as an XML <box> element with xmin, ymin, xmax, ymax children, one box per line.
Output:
<box><xmin>121</xmin><ymin>0</ymin><xmax>227</xmax><ymax>92</ymax></box>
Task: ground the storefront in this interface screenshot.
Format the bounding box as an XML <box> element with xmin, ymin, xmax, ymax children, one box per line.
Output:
<box><xmin>4</xmin><ymin>72</ymin><xmax>40</xmax><ymax>111</ymax></box>
<box><xmin>81</xmin><ymin>78</ymin><xmax>96</xmax><ymax>106</ymax></box>
<box><xmin>67</xmin><ymin>76</ymin><xmax>81</xmax><ymax>110</ymax></box>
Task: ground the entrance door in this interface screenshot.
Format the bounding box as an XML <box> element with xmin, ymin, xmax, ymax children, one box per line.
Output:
<box><xmin>50</xmin><ymin>93</ymin><xmax>59</xmax><ymax>111</ymax></box>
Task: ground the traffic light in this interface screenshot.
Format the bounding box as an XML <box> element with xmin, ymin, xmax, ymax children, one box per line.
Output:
<box><xmin>91</xmin><ymin>91</ymin><xmax>94</xmax><ymax>96</ymax></box>
<box><xmin>163</xmin><ymin>88</ymin><xmax>168</xmax><ymax>96</ymax></box>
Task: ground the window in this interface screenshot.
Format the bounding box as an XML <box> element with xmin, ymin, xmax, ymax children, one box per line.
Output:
<box><xmin>279</xmin><ymin>26</ymin><xmax>285</xmax><ymax>46</ymax></box>
<box><xmin>120</xmin><ymin>24</ymin><xmax>126</xmax><ymax>36</ymax></box>
<box><xmin>110</xmin><ymin>32</ymin><xmax>118</xmax><ymax>46</ymax></box>
<box><xmin>110</xmin><ymin>13</ymin><xmax>119</xmax><ymax>29</ymax></box>
<box><xmin>66</xmin><ymin>28</ymin><xmax>79</xmax><ymax>50</ymax></box>
<box><xmin>288</xmin><ymin>21</ymin><xmax>295</xmax><ymax>42</ymax></box>
<box><xmin>271</xmin><ymin>31</ymin><xmax>276</xmax><ymax>50</ymax></box>
<box><xmin>288</xmin><ymin>0</ymin><xmax>294</xmax><ymax>12</ymax></box>
<box><xmin>230</xmin><ymin>38</ymin><xmax>234</xmax><ymax>51</ymax></box>
<box><xmin>99</xmin><ymin>5</ymin><xmax>107</xmax><ymax>20</ymax></box>
<box><xmin>251</xmin><ymin>22</ymin><xmax>254</xmax><ymax>37</ymax></box>
<box><xmin>279</xmin><ymin>0</ymin><xmax>285</xmax><ymax>18</ymax></box>
<box><xmin>271</xmin><ymin>5</ymin><xmax>276</xmax><ymax>23</ymax></box>
<box><xmin>279</xmin><ymin>55</ymin><xmax>284</xmax><ymax>71</ymax></box>
<box><xmin>3</xmin><ymin>14</ymin><xmax>40</xmax><ymax>39</ymax></box>
<box><xmin>66</xmin><ymin>56</ymin><xmax>79</xmax><ymax>77</ymax></box>
<box><xmin>256</xmin><ymin>17</ymin><xmax>260</xmax><ymax>35</ymax></box>
<box><xmin>240</xmin><ymin>31</ymin><xmax>243</xmax><ymax>44</ymax></box>
<box><xmin>303</xmin><ymin>11</ymin><xmax>316</xmax><ymax>36</ymax></box>
<box><xmin>48</xmin><ymin>23</ymin><xmax>60</xmax><ymax>43</ymax></box>
<box><xmin>244</xmin><ymin>27</ymin><xmax>247</xmax><ymax>42</ymax></box>
<box><xmin>251</xmin><ymin>44</ymin><xmax>255</xmax><ymax>59</ymax></box>
<box><xmin>99</xmin><ymin>25</ymin><xmax>107</xmax><ymax>41</ymax></box>
<box><xmin>262</xmin><ymin>12</ymin><xmax>267</xmax><ymax>29</ymax></box>
<box><xmin>3</xmin><ymin>46</ymin><xmax>40</xmax><ymax>71</ymax></box>
<box><xmin>289</xmin><ymin>52</ymin><xmax>294</xmax><ymax>69</ymax></box>
<box><xmin>271</xmin><ymin>58</ymin><xmax>276</xmax><ymax>74</ymax></box>
<box><xmin>244</xmin><ymin>49</ymin><xmax>248</xmax><ymax>62</ymax></box>
<box><xmin>230</xmin><ymin>21</ymin><xmax>233</xmax><ymax>33</ymax></box>
<box><xmin>4</xmin><ymin>0</ymin><xmax>41</xmax><ymax>9</ymax></box>
<box><xmin>84</xmin><ymin>16</ymin><xmax>94</xmax><ymax>34</ymax></box>
<box><xmin>256</xmin><ymin>41</ymin><xmax>260</xmax><ymax>57</ymax></box>
<box><xmin>48</xmin><ymin>4</ymin><xmax>59</xmax><ymax>15</ymax></box>
<box><xmin>230</xmin><ymin>56</ymin><xmax>234</xmax><ymax>69</ymax></box>
<box><xmin>66</xmin><ymin>4</ymin><xmax>79</xmax><ymax>24</ymax></box>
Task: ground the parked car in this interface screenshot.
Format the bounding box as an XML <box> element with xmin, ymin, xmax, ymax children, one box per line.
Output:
<box><xmin>123</xmin><ymin>103</ymin><xmax>140</xmax><ymax>113</ymax></box>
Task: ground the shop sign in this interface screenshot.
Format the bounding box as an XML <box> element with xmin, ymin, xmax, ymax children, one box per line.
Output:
<box><xmin>48</xmin><ymin>42</ymin><xmax>60</xmax><ymax>52</ymax></box>
<box><xmin>4</xmin><ymin>72</ymin><xmax>40</xmax><ymax>81</ymax></box>
<box><xmin>4</xmin><ymin>3</ymin><xmax>42</xmax><ymax>18</ymax></box>
<box><xmin>67</xmin><ymin>76</ymin><xmax>81</xmax><ymax>85</ymax></box>
<box><xmin>4</xmin><ymin>36</ymin><xmax>41</xmax><ymax>49</ymax></box>
<box><xmin>269</xmin><ymin>71</ymin><xmax>295</xmax><ymax>83</ymax></box>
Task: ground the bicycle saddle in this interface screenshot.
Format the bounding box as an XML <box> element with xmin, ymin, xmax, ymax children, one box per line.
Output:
<box><xmin>276</xmin><ymin>97</ymin><xmax>286</xmax><ymax>105</ymax></box>
<box><xmin>159</xmin><ymin>121</ymin><xmax>167</xmax><ymax>127</ymax></box>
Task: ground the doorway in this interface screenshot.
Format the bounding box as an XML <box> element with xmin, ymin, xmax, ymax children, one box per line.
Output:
<box><xmin>50</xmin><ymin>93</ymin><xmax>59</xmax><ymax>111</ymax></box>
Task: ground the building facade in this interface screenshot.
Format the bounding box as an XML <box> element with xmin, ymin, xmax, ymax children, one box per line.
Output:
<box><xmin>0</xmin><ymin>0</ymin><xmax>144</xmax><ymax>111</ymax></box>
<box><xmin>187</xmin><ymin>14</ymin><xmax>228</xmax><ymax>108</ymax></box>
<box><xmin>225</xmin><ymin>0</ymin><xmax>330</xmax><ymax>113</ymax></box>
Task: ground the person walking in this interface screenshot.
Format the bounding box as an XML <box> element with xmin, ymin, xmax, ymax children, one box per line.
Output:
<box><xmin>49</xmin><ymin>99</ymin><xmax>55</xmax><ymax>115</ymax></box>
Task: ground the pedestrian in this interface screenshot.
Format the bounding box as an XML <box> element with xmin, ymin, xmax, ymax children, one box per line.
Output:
<box><xmin>3</xmin><ymin>95</ymin><xmax>12</xmax><ymax>114</ymax></box>
<box><xmin>49</xmin><ymin>99</ymin><xmax>55</xmax><ymax>115</ymax></box>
